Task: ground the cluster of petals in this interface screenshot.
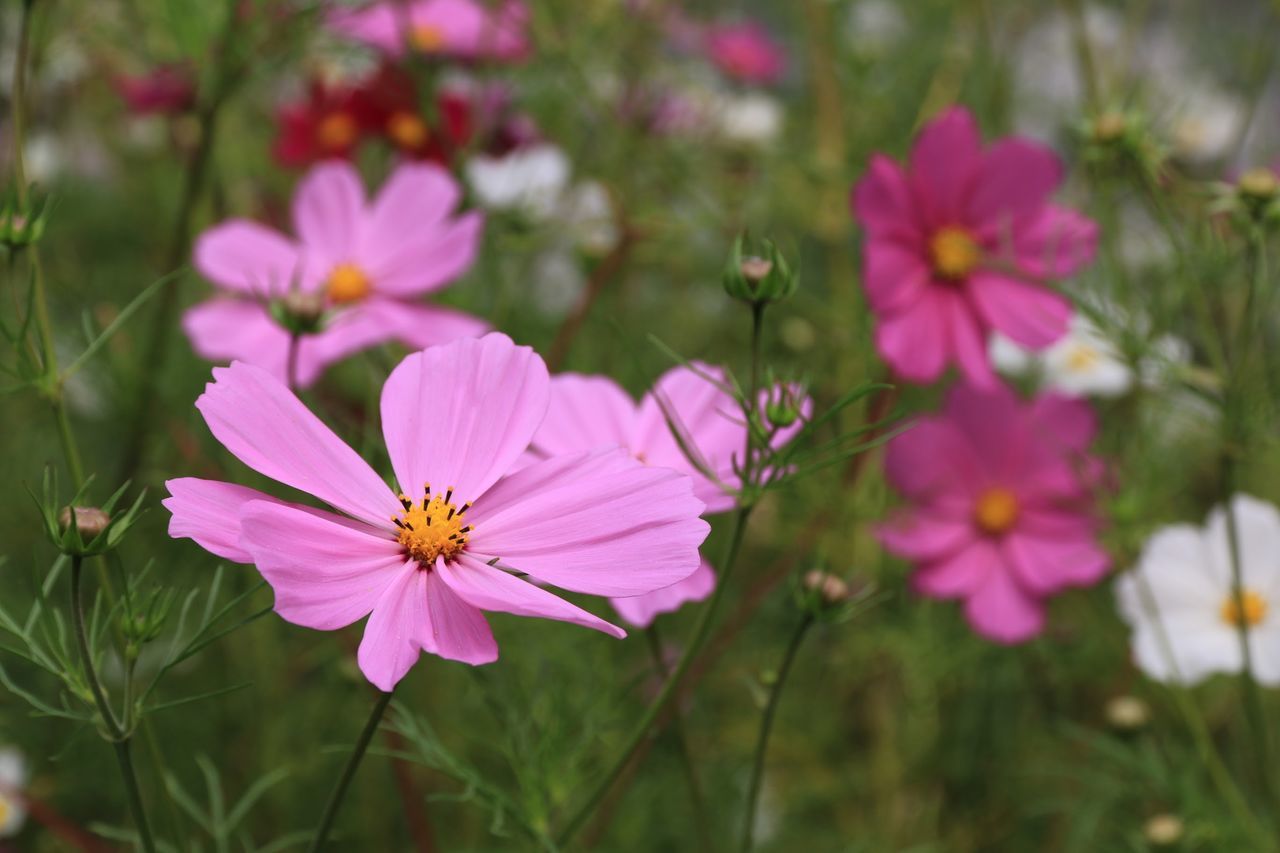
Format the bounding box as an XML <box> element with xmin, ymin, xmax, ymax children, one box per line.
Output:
<box><xmin>851</xmin><ymin>106</ymin><xmax>1098</xmax><ymax>387</ymax></box>
<box><xmin>879</xmin><ymin>383</ymin><xmax>1109</xmax><ymax>643</ymax></box>
<box><xmin>186</xmin><ymin>160</ymin><xmax>486</xmax><ymax>387</ymax></box>
<box><xmin>527</xmin><ymin>364</ymin><xmax>807</xmax><ymax>626</ymax></box>
<box><xmin>1116</xmin><ymin>495</ymin><xmax>1280</xmax><ymax>686</ymax></box>
<box><xmin>164</xmin><ymin>334</ymin><xmax>710</xmax><ymax>690</ymax></box>
<box><xmin>328</xmin><ymin>0</ymin><xmax>530</xmax><ymax>62</ymax></box>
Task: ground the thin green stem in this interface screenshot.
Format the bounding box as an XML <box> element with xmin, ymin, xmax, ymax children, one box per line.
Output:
<box><xmin>308</xmin><ymin>689</ymin><xmax>396</xmax><ymax>852</ymax></box>
<box><xmin>1060</xmin><ymin>0</ymin><xmax>1101</xmax><ymax>112</ymax></box>
<box><xmin>70</xmin><ymin>558</ymin><xmax>155</xmax><ymax>852</ymax></box>
<box><xmin>740</xmin><ymin>613</ymin><xmax>813</xmax><ymax>852</ymax></box>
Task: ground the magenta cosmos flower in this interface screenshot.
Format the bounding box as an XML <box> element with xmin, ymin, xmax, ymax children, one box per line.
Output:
<box><xmin>527</xmin><ymin>364</ymin><xmax>806</xmax><ymax>627</ymax></box>
<box><xmin>186</xmin><ymin>161</ymin><xmax>486</xmax><ymax>387</ymax></box>
<box><xmin>878</xmin><ymin>383</ymin><xmax>1109</xmax><ymax>643</ymax></box>
<box><xmin>703</xmin><ymin>21</ymin><xmax>785</xmax><ymax>86</ymax></box>
<box><xmin>328</xmin><ymin>0</ymin><xmax>529</xmax><ymax>61</ymax></box>
<box><xmin>164</xmin><ymin>334</ymin><xmax>710</xmax><ymax>690</ymax></box>
<box><xmin>851</xmin><ymin>106</ymin><xmax>1097</xmax><ymax>387</ymax></box>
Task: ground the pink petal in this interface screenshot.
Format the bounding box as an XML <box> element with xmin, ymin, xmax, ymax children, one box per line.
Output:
<box><xmin>196</xmin><ymin>360</ymin><xmax>403</xmax><ymax>527</ymax></box>
<box><xmin>962</xmin><ymin>563</ymin><xmax>1045</xmax><ymax>643</ymax></box>
<box><xmin>239</xmin><ymin>500</ymin><xmax>408</xmax><ymax>630</ymax></box>
<box><xmin>877</xmin><ymin>508</ymin><xmax>973</xmax><ymax>562</ymax></box>
<box><xmin>851</xmin><ymin>155</ymin><xmax>923</xmax><ymax>242</ymax></box>
<box><xmin>1009</xmin><ymin>205</ymin><xmax>1098</xmax><ymax>279</ymax></box>
<box><xmin>940</xmin><ymin>289</ymin><xmax>997</xmax><ymax>388</ymax></box>
<box><xmin>328</xmin><ymin>3</ymin><xmax>409</xmax><ymax>57</ymax></box>
<box><xmin>531</xmin><ymin>373</ymin><xmax>638</xmax><ymax>458</ymax></box>
<box><xmin>610</xmin><ymin>558</ymin><xmax>716</xmax><ymax>628</ymax></box>
<box><xmin>1003</xmin><ymin>531</ymin><xmax>1109</xmax><ymax>596</ymax></box>
<box><xmin>163</xmin><ymin>478</ymin><xmax>285</xmax><ymax>563</ymax></box>
<box><xmin>380</xmin><ymin>333</ymin><xmax>549</xmax><ymax>503</ymax></box>
<box><xmin>942</xmin><ymin>381</ymin><xmax>1023</xmax><ymax>476</ymax></box>
<box><xmin>1027</xmin><ymin>393</ymin><xmax>1097</xmax><ymax>452</ymax></box>
<box><xmin>193</xmin><ymin>221</ymin><xmax>302</xmax><ymax>297</ymax></box>
<box><xmin>875</xmin><ymin>290</ymin><xmax>950</xmax><ymax>384</ymax></box>
<box><xmin>293</xmin><ymin>161</ymin><xmax>365</xmax><ymax>269</ymax></box>
<box><xmin>361</xmin><ymin>163</ymin><xmax>462</xmax><ymax>270</ymax></box>
<box><xmin>357</xmin><ymin>567</ymin><xmax>426</xmax><ymax>691</ymax></box>
<box><xmin>467</xmin><ymin>449</ymin><xmax>709</xmax><ymax>596</ymax></box>
<box><xmin>862</xmin><ymin>240</ymin><xmax>931</xmax><ymax>315</ymax></box>
<box><xmin>421</xmin><ymin>566</ymin><xmax>499</xmax><ymax>665</ymax></box>
<box><xmin>965</xmin><ymin>137</ymin><xmax>1064</xmax><ymax>226</ymax></box>
<box><xmin>883</xmin><ymin>418</ymin><xmax>983</xmax><ymax>503</ymax></box>
<box><xmin>912</xmin><ymin>538</ymin><xmax>997</xmax><ymax>598</ymax></box>
<box><xmin>909</xmin><ymin>106</ymin><xmax>982</xmax><ymax>224</ymax></box>
<box><xmin>441</xmin><ymin>554</ymin><xmax>626</xmax><ymax>637</ymax></box>
<box><xmin>383</xmin><ymin>300</ymin><xmax>490</xmax><ymax>349</ymax></box>
<box><xmin>182</xmin><ymin>299</ymin><xmax>292</xmax><ymax>381</ymax></box>
<box><xmin>965</xmin><ymin>272</ymin><xmax>1071</xmax><ymax>349</ymax></box>
<box><xmin>367</xmin><ymin>211</ymin><xmax>485</xmax><ymax>297</ymax></box>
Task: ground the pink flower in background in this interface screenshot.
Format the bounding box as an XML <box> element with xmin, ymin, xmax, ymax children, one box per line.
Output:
<box><xmin>115</xmin><ymin>64</ymin><xmax>196</xmax><ymax>115</ymax></box>
<box><xmin>329</xmin><ymin>0</ymin><xmax>529</xmax><ymax>61</ymax></box>
<box><xmin>704</xmin><ymin>21</ymin><xmax>785</xmax><ymax>85</ymax></box>
<box><xmin>851</xmin><ymin>106</ymin><xmax>1097</xmax><ymax>387</ymax></box>
<box><xmin>186</xmin><ymin>161</ymin><xmax>487</xmax><ymax>386</ymax></box>
<box><xmin>164</xmin><ymin>334</ymin><xmax>710</xmax><ymax>690</ymax></box>
<box><xmin>528</xmin><ymin>365</ymin><xmax>808</xmax><ymax>627</ymax></box>
<box><xmin>879</xmin><ymin>383</ymin><xmax>1108</xmax><ymax>643</ymax></box>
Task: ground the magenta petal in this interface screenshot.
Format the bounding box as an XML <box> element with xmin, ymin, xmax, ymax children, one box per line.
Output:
<box><xmin>883</xmin><ymin>419</ymin><xmax>983</xmax><ymax>502</ymax></box>
<box><xmin>196</xmin><ymin>360</ymin><xmax>403</xmax><ymax>527</ymax></box>
<box><xmin>182</xmin><ymin>299</ymin><xmax>292</xmax><ymax>382</ymax></box>
<box><xmin>1003</xmin><ymin>531</ymin><xmax>1110</xmax><ymax>596</ymax></box>
<box><xmin>385</xmin><ymin>301</ymin><xmax>490</xmax><ymax>350</ymax></box>
<box><xmin>941</xmin><ymin>290</ymin><xmax>997</xmax><ymax>388</ymax></box>
<box><xmin>610</xmin><ymin>558</ymin><xmax>716</xmax><ymax>628</ymax></box>
<box><xmin>1027</xmin><ymin>392</ymin><xmax>1097</xmax><ymax>451</ymax></box>
<box><xmin>962</xmin><ymin>564</ymin><xmax>1044</xmax><ymax>643</ymax></box>
<box><xmin>878</xmin><ymin>509</ymin><xmax>972</xmax><ymax>562</ymax></box>
<box><xmin>912</xmin><ymin>538</ymin><xmax>995</xmax><ymax>598</ymax></box>
<box><xmin>380</xmin><ymin>333</ymin><xmax>549</xmax><ymax>503</ymax></box>
<box><xmin>163</xmin><ymin>478</ymin><xmax>286</xmax><ymax>563</ymax></box>
<box><xmin>467</xmin><ymin>449</ymin><xmax>709</xmax><ymax>596</ymax></box>
<box><xmin>360</xmin><ymin>163</ymin><xmax>473</xmax><ymax>292</ymax></box>
<box><xmin>851</xmin><ymin>155</ymin><xmax>923</xmax><ymax>241</ymax></box>
<box><xmin>966</xmin><ymin>137</ymin><xmax>1064</xmax><ymax>226</ymax></box>
<box><xmin>193</xmin><ymin>221</ymin><xmax>302</xmax><ymax>297</ymax></box>
<box><xmin>1010</xmin><ymin>205</ymin><xmax>1098</xmax><ymax>278</ymax></box>
<box><xmin>441</xmin><ymin>555</ymin><xmax>626</xmax><ymax>638</ymax></box>
<box><xmin>293</xmin><ymin>161</ymin><xmax>365</xmax><ymax>268</ymax></box>
<box><xmin>965</xmin><ymin>272</ymin><xmax>1071</xmax><ymax>349</ymax></box>
<box><xmin>421</xmin><ymin>567</ymin><xmax>499</xmax><ymax>665</ymax></box>
<box><xmin>372</xmin><ymin>210</ymin><xmax>484</xmax><ymax>296</ymax></box>
<box><xmin>863</xmin><ymin>239</ymin><xmax>931</xmax><ymax>315</ymax></box>
<box><xmin>942</xmin><ymin>381</ymin><xmax>1023</xmax><ymax>475</ymax></box>
<box><xmin>532</xmin><ymin>373</ymin><xmax>638</xmax><ymax>458</ymax></box>
<box><xmin>357</xmin><ymin>567</ymin><xmax>426</xmax><ymax>691</ymax></box>
<box><xmin>239</xmin><ymin>500</ymin><xmax>407</xmax><ymax>630</ymax></box>
<box><xmin>909</xmin><ymin>106</ymin><xmax>982</xmax><ymax>223</ymax></box>
<box><xmin>875</xmin><ymin>290</ymin><xmax>949</xmax><ymax>383</ymax></box>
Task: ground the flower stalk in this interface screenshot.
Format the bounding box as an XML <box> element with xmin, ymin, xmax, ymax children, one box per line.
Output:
<box><xmin>308</xmin><ymin>688</ymin><xmax>396</xmax><ymax>852</ymax></box>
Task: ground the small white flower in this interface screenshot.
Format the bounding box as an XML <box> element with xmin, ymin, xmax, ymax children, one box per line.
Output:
<box><xmin>714</xmin><ymin>92</ymin><xmax>783</xmax><ymax>145</ymax></box>
<box><xmin>846</xmin><ymin>0</ymin><xmax>907</xmax><ymax>55</ymax></box>
<box><xmin>990</xmin><ymin>313</ymin><xmax>1133</xmax><ymax>398</ymax></box>
<box><xmin>1116</xmin><ymin>495</ymin><xmax>1280</xmax><ymax>686</ymax></box>
<box><xmin>465</xmin><ymin>144</ymin><xmax>571</xmax><ymax>218</ymax></box>
<box><xmin>0</xmin><ymin>747</ymin><xmax>27</xmax><ymax>838</ymax></box>
<box><xmin>1169</xmin><ymin>87</ymin><xmax>1246</xmax><ymax>163</ymax></box>
<box><xmin>555</xmin><ymin>181</ymin><xmax>619</xmax><ymax>255</ymax></box>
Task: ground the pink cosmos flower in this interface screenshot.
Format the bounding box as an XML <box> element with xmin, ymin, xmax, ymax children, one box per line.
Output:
<box><xmin>164</xmin><ymin>334</ymin><xmax>710</xmax><ymax>691</ymax></box>
<box><xmin>851</xmin><ymin>106</ymin><xmax>1098</xmax><ymax>387</ymax></box>
<box><xmin>328</xmin><ymin>0</ymin><xmax>529</xmax><ymax>62</ymax></box>
<box><xmin>186</xmin><ymin>161</ymin><xmax>487</xmax><ymax>387</ymax></box>
<box><xmin>703</xmin><ymin>21</ymin><xmax>785</xmax><ymax>86</ymax></box>
<box><xmin>527</xmin><ymin>364</ymin><xmax>807</xmax><ymax>627</ymax></box>
<box><xmin>878</xmin><ymin>382</ymin><xmax>1109</xmax><ymax>643</ymax></box>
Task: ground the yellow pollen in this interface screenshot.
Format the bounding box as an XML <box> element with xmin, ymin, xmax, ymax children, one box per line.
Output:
<box><xmin>317</xmin><ymin>112</ymin><xmax>358</xmax><ymax>151</ymax></box>
<box><xmin>411</xmin><ymin>23</ymin><xmax>447</xmax><ymax>52</ymax></box>
<box><xmin>325</xmin><ymin>263</ymin><xmax>372</xmax><ymax>304</ymax></box>
<box><xmin>394</xmin><ymin>485</ymin><xmax>471</xmax><ymax>565</ymax></box>
<box><xmin>1065</xmin><ymin>344</ymin><xmax>1101</xmax><ymax>372</ymax></box>
<box><xmin>0</xmin><ymin>796</ymin><xmax>9</xmax><ymax>824</ymax></box>
<box><xmin>929</xmin><ymin>226</ymin><xmax>981</xmax><ymax>279</ymax></box>
<box><xmin>1221</xmin><ymin>589</ymin><xmax>1268</xmax><ymax>628</ymax></box>
<box><xmin>974</xmin><ymin>487</ymin><xmax>1020</xmax><ymax>535</ymax></box>
<box><xmin>387</xmin><ymin>111</ymin><xmax>430</xmax><ymax>150</ymax></box>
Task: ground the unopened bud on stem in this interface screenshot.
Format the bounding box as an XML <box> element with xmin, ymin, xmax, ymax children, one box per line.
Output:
<box><xmin>59</xmin><ymin>506</ymin><xmax>111</xmax><ymax>539</ymax></box>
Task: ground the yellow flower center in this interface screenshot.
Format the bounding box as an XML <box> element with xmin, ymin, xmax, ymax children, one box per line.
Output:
<box><xmin>1065</xmin><ymin>344</ymin><xmax>1101</xmax><ymax>372</ymax></box>
<box><xmin>0</xmin><ymin>795</ymin><xmax>9</xmax><ymax>825</ymax></box>
<box><xmin>974</xmin><ymin>487</ymin><xmax>1020</xmax><ymax>535</ymax></box>
<box><xmin>387</xmin><ymin>111</ymin><xmax>430</xmax><ymax>150</ymax></box>
<box><xmin>325</xmin><ymin>263</ymin><xmax>372</xmax><ymax>304</ymax></box>
<box><xmin>317</xmin><ymin>112</ymin><xmax>358</xmax><ymax>152</ymax></box>
<box><xmin>411</xmin><ymin>23</ymin><xmax>447</xmax><ymax>52</ymax></box>
<box><xmin>929</xmin><ymin>226</ymin><xmax>981</xmax><ymax>279</ymax></box>
<box><xmin>1221</xmin><ymin>589</ymin><xmax>1268</xmax><ymax>628</ymax></box>
<box><xmin>394</xmin><ymin>485</ymin><xmax>472</xmax><ymax>565</ymax></box>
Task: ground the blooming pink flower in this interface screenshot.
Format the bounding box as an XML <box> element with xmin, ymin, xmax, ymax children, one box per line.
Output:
<box><xmin>115</xmin><ymin>64</ymin><xmax>196</xmax><ymax>115</ymax></box>
<box><xmin>186</xmin><ymin>161</ymin><xmax>487</xmax><ymax>387</ymax></box>
<box><xmin>164</xmin><ymin>334</ymin><xmax>710</xmax><ymax>690</ymax></box>
<box><xmin>527</xmin><ymin>365</ymin><xmax>806</xmax><ymax>627</ymax></box>
<box><xmin>851</xmin><ymin>106</ymin><xmax>1098</xmax><ymax>387</ymax></box>
<box><xmin>328</xmin><ymin>0</ymin><xmax>529</xmax><ymax>61</ymax></box>
<box><xmin>878</xmin><ymin>382</ymin><xmax>1109</xmax><ymax>643</ymax></box>
<box><xmin>703</xmin><ymin>21</ymin><xmax>785</xmax><ymax>86</ymax></box>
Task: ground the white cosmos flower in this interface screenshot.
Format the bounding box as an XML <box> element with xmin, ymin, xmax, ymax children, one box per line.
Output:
<box><xmin>0</xmin><ymin>747</ymin><xmax>27</xmax><ymax>837</ymax></box>
<box><xmin>713</xmin><ymin>92</ymin><xmax>783</xmax><ymax>145</ymax></box>
<box><xmin>465</xmin><ymin>144</ymin><xmax>571</xmax><ymax>218</ymax></box>
<box><xmin>1116</xmin><ymin>495</ymin><xmax>1280</xmax><ymax>686</ymax></box>
<box><xmin>990</xmin><ymin>313</ymin><xmax>1133</xmax><ymax>397</ymax></box>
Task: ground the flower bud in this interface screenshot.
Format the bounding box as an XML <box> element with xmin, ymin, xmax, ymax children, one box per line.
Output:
<box><xmin>270</xmin><ymin>290</ymin><xmax>326</xmax><ymax>336</ymax></box>
<box><xmin>1091</xmin><ymin>111</ymin><xmax>1128</xmax><ymax>143</ymax></box>
<box><xmin>723</xmin><ymin>234</ymin><xmax>797</xmax><ymax>305</ymax></box>
<box><xmin>764</xmin><ymin>383</ymin><xmax>805</xmax><ymax>429</ymax></box>
<box><xmin>38</xmin><ymin>470</ymin><xmax>147</xmax><ymax>557</ymax></box>
<box><xmin>1104</xmin><ymin>695</ymin><xmax>1150</xmax><ymax>732</ymax></box>
<box><xmin>1143</xmin><ymin>814</ymin><xmax>1184</xmax><ymax>847</ymax></box>
<box><xmin>0</xmin><ymin>191</ymin><xmax>49</xmax><ymax>251</ymax></box>
<box><xmin>59</xmin><ymin>506</ymin><xmax>111</xmax><ymax>539</ymax></box>
<box><xmin>803</xmin><ymin>570</ymin><xmax>849</xmax><ymax>606</ymax></box>
<box><xmin>1238</xmin><ymin>167</ymin><xmax>1278</xmax><ymax>200</ymax></box>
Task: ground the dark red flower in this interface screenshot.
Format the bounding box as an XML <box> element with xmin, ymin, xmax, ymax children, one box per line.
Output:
<box><xmin>115</xmin><ymin>64</ymin><xmax>197</xmax><ymax>115</ymax></box>
<box><xmin>272</xmin><ymin>79</ymin><xmax>366</xmax><ymax>167</ymax></box>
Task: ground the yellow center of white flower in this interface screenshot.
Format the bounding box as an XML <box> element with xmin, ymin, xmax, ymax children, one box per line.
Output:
<box><xmin>974</xmin><ymin>487</ymin><xmax>1020</xmax><ymax>535</ymax></box>
<box><xmin>411</xmin><ymin>23</ymin><xmax>446</xmax><ymax>52</ymax></box>
<box><xmin>325</xmin><ymin>263</ymin><xmax>372</xmax><ymax>304</ymax></box>
<box><xmin>0</xmin><ymin>795</ymin><xmax>10</xmax><ymax>825</ymax></box>
<box><xmin>387</xmin><ymin>111</ymin><xmax>430</xmax><ymax>149</ymax></box>
<box><xmin>929</xmin><ymin>226</ymin><xmax>981</xmax><ymax>279</ymax></box>
<box><xmin>394</xmin><ymin>485</ymin><xmax>472</xmax><ymax>565</ymax></box>
<box><xmin>317</xmin><ymin>112</ymin><xmax>358</xmax><ymax>151</ymax></box>
<box><xmin>1065</xmin><ymin>344</ymin><xmax>1102</xmax><ymax>373</ymax></box>
<box><xmin>1221</xmin><ymin>589</ymin><xmax>1268</xmax><ymax>627</ymax></box>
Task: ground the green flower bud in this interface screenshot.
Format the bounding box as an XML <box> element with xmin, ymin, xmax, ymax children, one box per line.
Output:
<box><xmin>723</xmin><ymin>234</ymin><xmax>798</xmax><ymax>305</ymax></box>
<box><xmin>269</xmin><ymin>290</ymin><xmax>327</xmax><ymax>337</ymax></box>
<box><xmin>35</xmin><ymin>470</ymin><xmax>147</xmax><ymax>558</ymax></box>
<box><xmin>0</xmin><ymin>191</ymin><xmax>49</xmax><ymax>251</ymax></box>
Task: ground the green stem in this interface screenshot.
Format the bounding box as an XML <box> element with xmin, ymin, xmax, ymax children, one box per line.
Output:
<box><xmin>70</xmin><ymin>558</ymin><xmax>155</xmax><ymax>852</ymax></box>
<box><xmin>644</xmin><ymin>626</ymin><xmax>712</xmax><ymax>851</ymax></box>
<box><xmin>1060</xmin><ymin>0</ymin><xmax>1101</xmax><ymax>111</ymax></box>
<box><xmin>740</xmin><ymin>613</ymin><xmax>813</xmax><ymax>852</ymax></box>
<box><xmin>308</xmin><ymin>689</ymin><xmax>395</xmax><ymax>852</ymax></box>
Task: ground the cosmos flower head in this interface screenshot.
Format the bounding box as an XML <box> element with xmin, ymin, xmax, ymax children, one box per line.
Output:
<box><xmin>328</xmin><ymin>0</ymin><xmax>530</xmax><ymax>62</ymax></box>
<box><xmin>879</xmin><ymin>382</ymin><xmax>1109</xmax><ymax>642</ymax></box>
<box><xmin>851</xmin><ymin>105</ymin><xmax>1098</xmax><ymax>388</ymax></box>
<box><xmin>114</xmin><ymin>64</ymin><xmax>196</xmax><ymax>116</ymax></box>
<box><xmin>186</xmin><ymin>160</ymin><xmax>487</xmax><ymax>386</ymax></box>
<box><xmin>703</xmin><ymin>20</ymin><xmax>785</xmax><ymax>86</ymax></box>
<box><xmin>1116</xmin><ymin>495</ymin><xmax>1280</xmax><ymax>686</ymax></box>
<box><xmin>165</xmin><ymin>334</ymin><xmax>711</xmax><ymax>690</ymax></box>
